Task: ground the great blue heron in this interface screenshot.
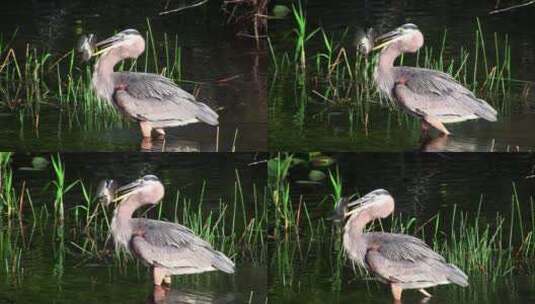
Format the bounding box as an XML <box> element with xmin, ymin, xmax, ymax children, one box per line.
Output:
<box><xmin>85</xmin><ymin>29</ymin><xmax>219</xmax><ymax>138</ymax></box>
<box><xmin>97</xmin><ymin>175</ymin><xmax>235</xmax><ymax>286</ymax></box>
<box><xmin>372</xmin><ymin>23</ymin><xmax>497</xmax><ymax>135</ymax></box>
<box><xmin>332</xmin><ymin>190</ymin><xmax>468</xmax><ymax>301</ymax></box>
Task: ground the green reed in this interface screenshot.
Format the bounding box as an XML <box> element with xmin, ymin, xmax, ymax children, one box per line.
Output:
<box><xmin>0</xmin><ymin>227</ymin><xmax>24</xmax><ymax>281</ymax></box>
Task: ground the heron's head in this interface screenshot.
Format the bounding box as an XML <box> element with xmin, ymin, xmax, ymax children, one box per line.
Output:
<box><xmin>331</xmin><ymin>189</ymin><xmax>394</xmax><ymax>221</ymax></box>
<box><xmin>88</xmin><ymin>29</ymin><xmax>145</xmax><ymax>61</ymax></box>
<box><xmin>100</xmin><ymin>175</ymin><xmax>164</xmax><ymax>207</ymax></box>
<box><xmin>373</xmin><ymin>23</ymin><xmax>423</xmax><ymax>53</ymax></box>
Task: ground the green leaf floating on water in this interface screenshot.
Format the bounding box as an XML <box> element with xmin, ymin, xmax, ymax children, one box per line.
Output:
<box><xmin>308</xmin><ymin>170</ymin><xmax>327</xmax><ymax>182</ymax></box>
<box><xmin>272</xmin><ymin>5</ymin><xmax>290</xmax><ymax>19</ymax></box>
<box><xmin>32</xmin><ymin>156</ymin><xmax>49</xmax><ymax>170</ymax></box>
<box><xmin>20</xmin><ymin>156</ymin><xmax>50</xmax><ymax>171</ymax></box>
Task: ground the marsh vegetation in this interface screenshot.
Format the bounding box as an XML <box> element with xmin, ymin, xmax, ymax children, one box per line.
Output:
<box><xmin>268</xmin><ymin>1</ymin><xmax>535</xmax><ymax>151</ymax></box>
<box><xmin>0</xmin><ymin>152</ymin><xmax>267</xmax><ymax>303</ymax></box>
<box><xmin>268</xmin><ymin>153</ymin><xmax>535</xmax><ymax>302</ymax></box>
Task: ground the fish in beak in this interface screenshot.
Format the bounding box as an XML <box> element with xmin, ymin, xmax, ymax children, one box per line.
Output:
<box><xmin>96</xmin><ymin>177</ymin><xmax>145</xmax><ymax>206</ymax></box>
<box><xmin>355</xmin><ymin>27</ymin><xmax>376</xmax><ymax>56</ymax></box>
<box><xmin>77</xmin><ymin>33</ymin><xmax>124</xmax><ymax>62</ymax></box>
<box><xmin>328</xmin><ymin>194</ymin><xmax>359</xmax><ymax>222</ymax></box>
<box><xmin>96</xmin><ymin>179</ymin><xmax>118</xmax><ymax>206</ymax></box>
<box><xmin>77</xmin><ymin>33</ymin><xmax>97</xmax><ymax>62</ymax></box>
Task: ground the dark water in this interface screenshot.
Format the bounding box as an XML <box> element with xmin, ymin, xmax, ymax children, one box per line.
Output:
<box><xmin>269</xmin><ymin>0</ymin><xmax>535</xmax><ymax>152</ymax></box>
<box><xmin>269</xmin><ymin>153</ymin><xmax>535</xmax><ymax>303</ymax></box>
<box><xmin>0</xmin><ymin>0</ymin><xmax>267</xmax><ymax>152</ymax></box>
<box><xmin>289</xmin><ymin>153</ymin><xmax>535</xmax><ymax>218</ymax></box>
<box><xmin>0</xmin><ymin>153</ymin><xmax>267</xmax><ymax>303</ymax></box>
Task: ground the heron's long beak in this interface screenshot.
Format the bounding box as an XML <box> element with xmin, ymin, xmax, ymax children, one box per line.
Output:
<box><xmin>112</xmin><ymin>179</ymin><xmax>143</xmax><ymax>202</ymax></box>
<box><xmin>372</xmin><ymin>29</ymin><xmax>402</xmax><ymax>51</ymax></box>
<box><xmin>92</xmin><ymin>34</ymin><xmax>123</xmax><ymax>56</ymax></box>
<box><xmin>345</xmin><ymin>195</ymin><xmax>375</xmax><ymax>216</ymax></box>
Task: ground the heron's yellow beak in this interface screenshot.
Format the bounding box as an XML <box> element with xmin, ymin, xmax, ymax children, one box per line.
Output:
<box><xmin>372</xmin><ymin>29</ymin><xmax>403</xmax><ymax>51</ymax></box>
<box><xmin>112</xmin><ymin>179</ymin><xmax>143</xmax><ymax>203</ymax></box>
<box><xmin>91</xmin><ymin>34</ymin><xmax>123</xmax><ymax>57</ymax></box>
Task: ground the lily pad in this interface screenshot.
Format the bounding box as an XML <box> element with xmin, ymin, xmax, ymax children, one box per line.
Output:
<box><xmin>272</xmin><ymin>5</ymin><xmax>290</xmax><ymax>19</ymax></box>
<box><xmin>32</xmin><ymin>156</ymin><xmax>49</xmax><ymax>170</ymax></box>
<box><xmin>308</xmin><ymin>170</ymin><xmax>327</xmax><ymax>182</ymax></box>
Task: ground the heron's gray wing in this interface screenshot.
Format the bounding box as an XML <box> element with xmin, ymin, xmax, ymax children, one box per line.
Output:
<box><xmin>113</xmin><ymin>72</ymin><xmax>218</xmax><ymax>126</ymax></box>
<box><xmin>130</xmin><ymin>219</ymin><xmax>234</xmax><ymax>273</ymax></box>
<box><xmin>366</xmin><ymin>250</ymin><xmax>450</xmax><ymax>285</ymax></box>
<box><xmin>365</xmin><ymin>233</ymin><xmax>468</xmax><ymax>286</ymax></box>
<box><xmin>393</xmin><ymin>67</ymin><xmax>497</xmax><ymax>122</ymax></box>
<box><xmin>366</xmin><ymin>232</ymin><xmax>445</xmax><ymax>263</ymax></box>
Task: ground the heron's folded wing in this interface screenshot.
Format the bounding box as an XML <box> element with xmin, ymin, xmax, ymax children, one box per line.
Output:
<box><xmin>131</xmin><ymin>219</ymin><xmax>234</xmax><ymax>273</ymax></box>
<box><xmin>131</xmin><ymin>218</ymin><xmax>211</xmax><ymax>248</ymax></box>
<box><xmin>366</xmin><ymin>250</ymin><xmax>447</xmax><ymax>284</ymax></box>
<box><xmin>114</xmin><ymin>72</ymin><xmax>218</xmax><ymax>125</ymax></box>
<box><xmin>393</xmin><ymin>67</ymin><xmax>497</xmax><ymax>122</ymax></box>
<box><xmin>131</xmin><ymin>235</ymin><xmax>215</xmax><ymax>269</ymax></box>
<box><xmin>367</xmin><ymin>232</ymin><xmax>445</xmax><ymax>263</ymax></box>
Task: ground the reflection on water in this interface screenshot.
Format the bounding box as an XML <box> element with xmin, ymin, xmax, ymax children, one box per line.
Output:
<box><xmin>148</xmin><ymin>286</ymin><xmax>237</xmax><ymax>304</ymax></box>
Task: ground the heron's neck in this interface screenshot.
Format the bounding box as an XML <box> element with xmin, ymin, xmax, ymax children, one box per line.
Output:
<box><xmin>374</xmin><ymin>46</ymin><xmax>400</xmax><ymax>99</ymax></box>
<box><xmin>111</xmin><ymin>197</ymin><xmax>142</xmax><ymax>250</ymax></box>
<box><xmin>92</xmin><ymin>51</ymin><xmax>122</xmax><ymax>102</ymax></box>
<box><xmin>378</xmin><ymin>46</ymin><xmax>400</xmax><ymax>71</ymax></box>
<box><xmin>343</xmin><ymin>211</ymin><xmax>372</xmax><ymax>267</ymax></box>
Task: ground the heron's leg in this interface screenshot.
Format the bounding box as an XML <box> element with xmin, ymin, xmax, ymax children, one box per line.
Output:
<box><xmin>391</xmin><ymin>284</ymin><xmax>403</xmax><ymax>301</ymax></box>
<box><xmin>141</xmin><ymin>138</ymin><xmax>153</xmax><ymax>151</ymax></box>
<box><xmin>163</xmin><ymin>275</ymin><xmax>172</xmax><ymax>285</ymax></box>
<box><xmin>139</xmin><ymin>121</ymin><xmax>153</xmax><ymax>138</ymax></box>
<box><xmin>153</xmin><ymin>267</ymin><xmax>166</xmax><ymax>286</ymax></box>
<box><xmin>155</xmin><ymin>128</ymin><xmax>166</xmax><ymax>137</ymax></box>
<box><xmin>153</xmin><ymin>285</ymin><xmax>168</xmax><ymax>302</ymax></box>
<box><xmin>418</xmin><ymin>289</ymin><xmax>432</xmax><ymax>297</ymax></box>
<box><xmin>423</xmin><ymin>115</ymin><xmax>450</xmax><ymax>135</ymax></box>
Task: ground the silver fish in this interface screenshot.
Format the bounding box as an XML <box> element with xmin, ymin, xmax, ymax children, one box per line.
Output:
<box><xmin>355</xmin><ymin>27</ymin><xmax>375</xmax><ymax>56</ymax></box>
<box><xmin>96</xmin><ymin>179</ymin><xmax>118</xmax><ymax>206</ymax></box>
<box><xmin>77</xmin><ymin>33</ymin><xmax>97</xmax><ymax>62</ymax></box>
